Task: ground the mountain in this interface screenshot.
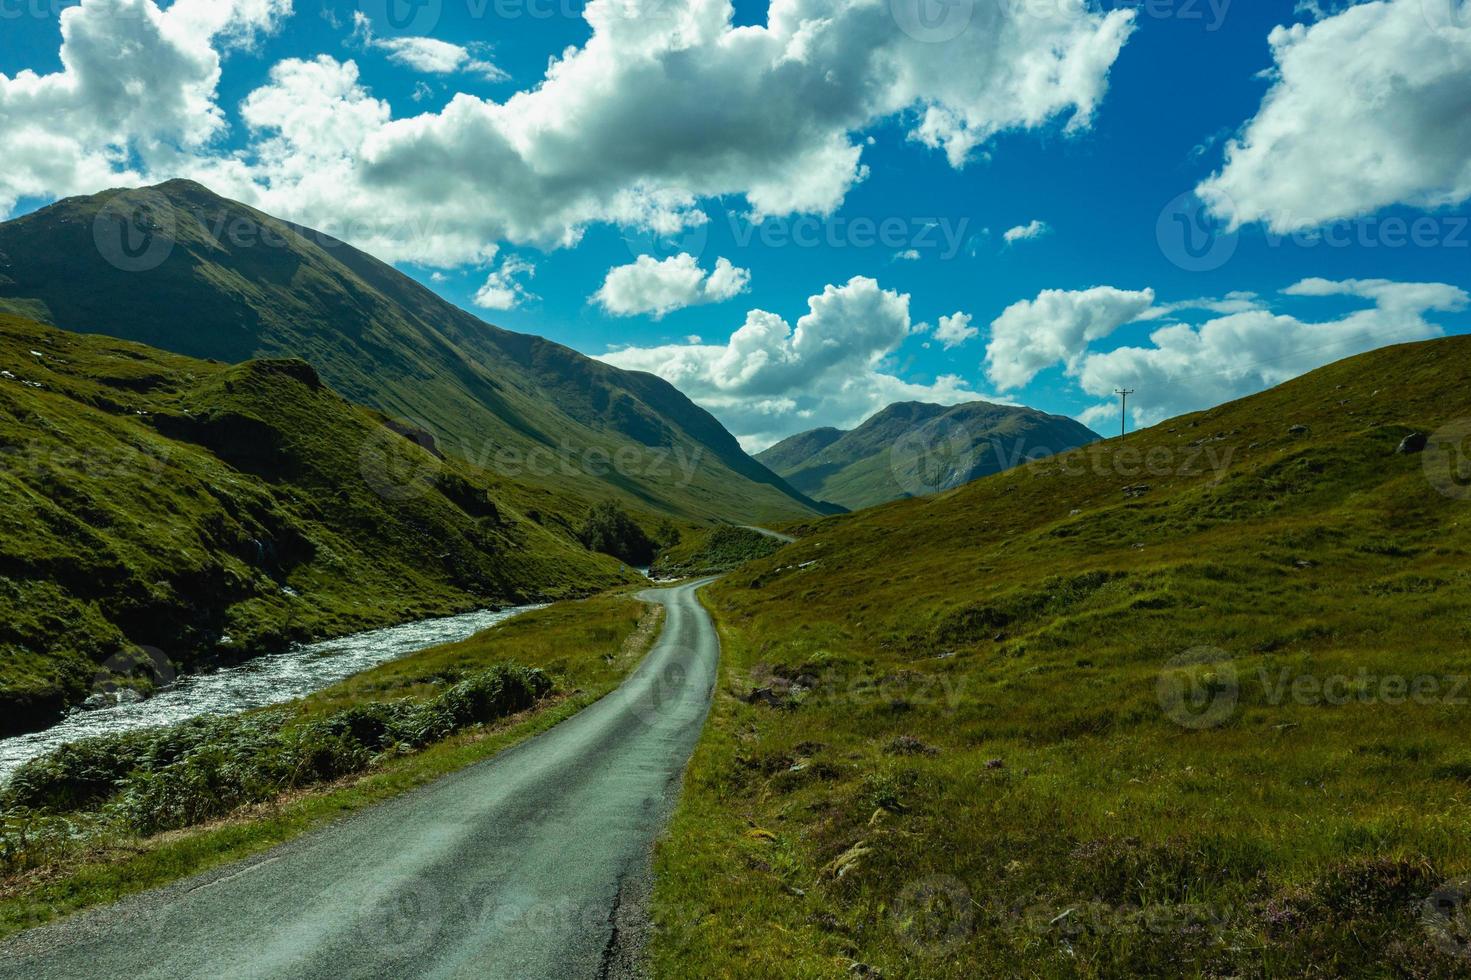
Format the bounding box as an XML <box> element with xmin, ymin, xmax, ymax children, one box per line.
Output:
<box><xmin>0</xmin><ymin>180</ymin><xmax>830</xmax><ymax>524</ymax></box>
<box><xmin>755</xmin><ymin>400</ymin><xmax>1100</xmax><ymax>510</ymax></box>
<box><xmin>658</xmin><ymin>336</ymin><xmax>1471</xmax><ymax>976</ymax></box>
<box><xmin>0</xmin><ymin>313</ymin><xmax>634</xmax><ymax>735</ymax></box>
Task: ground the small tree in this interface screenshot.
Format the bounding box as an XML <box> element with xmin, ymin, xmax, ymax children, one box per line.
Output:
<box><xmin>655</xmin><ymin>518</ymin><xmax>682</xmax><ymax>548</ymax></box>
<box><xmin>579</xmin><ymin>501</ymin><xmax>656</xmax><ymax>566</ymax></box>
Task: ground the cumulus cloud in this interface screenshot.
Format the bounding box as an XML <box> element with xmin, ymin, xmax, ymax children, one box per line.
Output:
<box><xmin>592</xmin><ymin>253</ymin><xmax>751</xmax><ymax>318</ymax></box>
<box><xmin>473</xmin><ymin>255</ymin><xmax>537</xmax><ymax>310</ymax></box>
<box><xmin>1075</xmin><ymin>279</ymin><xmax>1467</xmax><ymax>426</ymax></box>
<box><xmin>986</xmin><ymin>286</ymin><xmax>1156</xmax><ymax>390</ymax></box>
<box><xmin>599</xmin><ymin>276</ymin><xmax>981</xmax><ymax>448</ymax></box>
<box><xmin>932</xmin><ymin>312</ymin><xmax>978</xmax><ymax>349</ymax></box>
<box><xmin>350</xmin><ymin>13</ymin><xmax>507</xmax><ymax>81</ymax></box>
<box><xmin>1199</xmin><ymin>0</ymin><xmax>1471</xmax><ymax>231</ymax></box>
<box><xmin>0</xmin><ymin>0</ymin><xmax>290</xmax><ymax>215</ymax></box>
<box><xmin>2</xmin><ymin>0</ymin><xmax>1137</xmax><ymax>265</ymax></box>
<box><xmin>1003</xmin><ymin>220</ymin><xmax>1050</xmax><ymax>244</ymax></box>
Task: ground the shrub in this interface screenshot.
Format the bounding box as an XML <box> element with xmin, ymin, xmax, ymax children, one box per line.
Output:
<box><xmin>1</xmin><ymin>666</ymin><xmax>555</xmax><ymax>838</ymax></box>
<box><xmin>579</xmin><ymin>501</ymin><xmax>656</xmax><ymax>566</ymax></box>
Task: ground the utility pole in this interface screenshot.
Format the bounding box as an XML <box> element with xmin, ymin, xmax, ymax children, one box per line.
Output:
<box><xmin>1115</xmin><ymin>388</ymin><xmax>1135</xmax><ymax>438</ymax></box>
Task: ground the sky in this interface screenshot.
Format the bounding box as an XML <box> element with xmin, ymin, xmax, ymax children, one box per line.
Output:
<box><xmin>2</xmin><ymin>0</ymin><xmax>1469</xmax><ymax>450</ymax></box>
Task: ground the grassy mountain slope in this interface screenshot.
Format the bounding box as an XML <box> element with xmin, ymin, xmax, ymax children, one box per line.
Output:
<box><xmin>757</xmin><ymin>401</ymin><xmax>1100</xmax><ymax>510</ymax></box>
<box><xmin>0</xmin><ymin>314</ymin><xmax>633</xmax><ymax>736</ymax></box>
<box><xmin>0</xmin><ymin>181</ymin><xmax>827</xmax><ymax>523</ymax></box>
<box><xmin>657</xmin><ymin>336</ymin><xmax>1471</xmax><ymax>976</ymax></box>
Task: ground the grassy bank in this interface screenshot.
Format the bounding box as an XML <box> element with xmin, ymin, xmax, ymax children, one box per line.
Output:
<box><xmin>0</xmin><ymin>592</ymin><xmax>661</xmax><ymax>940</ymax></box>
<box><xmin>650</xmin><ymin>337</ymin><xmax>1471</xmax><ymax>977</ymax></box>
<box><xmin>651</xmin><ymin>526</ymin><xmax>787</xmax><ymax>579</ymax></box>
<box><xmin>0</xmin><ymin>314</ymin><xmax>634</xmax><ymax>734</ymax></box>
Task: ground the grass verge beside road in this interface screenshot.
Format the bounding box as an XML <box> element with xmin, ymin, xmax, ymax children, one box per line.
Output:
<box><xmin>0</xmin><ymin>593</ymin><xmax>661</xmax><ymax>940</ymax></box>
<box><xmin>649</xmin><ymin>338</ymin><xmax>1471</xmax><ymax>977</ymax></box>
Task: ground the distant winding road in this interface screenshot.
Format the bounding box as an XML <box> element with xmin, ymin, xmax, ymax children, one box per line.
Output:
<box><xmin>0</xmin><ymin>580</ymin><xmax>720</xmax><ymax>980</ymax></box>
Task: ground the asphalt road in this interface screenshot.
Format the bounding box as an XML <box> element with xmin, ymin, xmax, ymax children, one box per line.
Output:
<box><xmin>0</xmin><ymin>580</ymin><xmax>721</xmax><ymax>980</ymax></box>
<box><xmin>737</xmin><ymin>524</ymin><xmax>796</xmax><ymax>544</ymax></box>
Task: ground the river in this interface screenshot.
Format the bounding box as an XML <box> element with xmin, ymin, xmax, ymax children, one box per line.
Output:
<box><xmin>0</xmin><ymin>604</ymin><xmax>541</xmax><ymax>782</ymax></box>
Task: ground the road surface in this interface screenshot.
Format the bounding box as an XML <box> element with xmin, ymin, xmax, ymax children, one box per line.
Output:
<box><xmin>737</xmin><ymin>525</ymin><xmax>796</xmax><ymax>544</ymax></box>
<box><xmin>0</xmin><ymin>580</ymin><xmax>720</xmax><ymax>980</ymax></box>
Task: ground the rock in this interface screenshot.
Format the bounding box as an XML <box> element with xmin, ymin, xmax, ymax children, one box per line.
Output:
<box><xmin>1397</xmin><ymin>432</ymin><xmax>1428</xmax><ymax>455</ymax></box>
<box><xmin>883</xmin><ymin>735</ymin><xmax>937</xmax><ymax>756</ymax></box>
<box><xmin>1289</xmin><ymin>424</ymin><xmax>1310</xmax><ymax>436</ymax></box>
<box><xmin>848</xmin><ymin>963</ymin><xmax>882</xmax><ymax>977</ymax></box>
<box><xmin>1122</xmin><ymin>484</ymin><xmax>1151</xmax><ymax>499</ymax></box>
<box><xmin>746</xmin><ymin>687</ymin><xmax>789</xmax><ymax>709</ymax></box>
<box><xmin>985</xmin><ymin>758</ymin><xmax>1006</xmax><ymax>770</ymax></box>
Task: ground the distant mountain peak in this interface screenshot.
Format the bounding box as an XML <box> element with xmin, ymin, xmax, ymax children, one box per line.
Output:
<box><xmin>757</xmin><ymin>400</ymin><xmax>1100</xmax><ymax>510</ymax></box>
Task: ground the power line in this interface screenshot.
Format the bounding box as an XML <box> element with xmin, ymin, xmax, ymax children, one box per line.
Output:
<box><xmin>1115</xmin><ymin>388</ymin><xmax>1135</xmax><ymax>438</ymax></box>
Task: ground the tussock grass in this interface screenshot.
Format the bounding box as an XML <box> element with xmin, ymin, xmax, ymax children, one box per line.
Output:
<box><xmin>653</xmin><ymin>337</ymin><xmax>1471</xmax><ymax>977</ymax></box>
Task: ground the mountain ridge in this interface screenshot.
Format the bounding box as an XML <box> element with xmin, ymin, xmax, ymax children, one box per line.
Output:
<box><xmin>756</xmin><ymin>399</ymin><xmax>1101</xmax><ymax>509</ymax></box>
<box><xmin>0</xmin><ymin>180</ymin><xmax>832</xmax><ymax>524</ymax></box>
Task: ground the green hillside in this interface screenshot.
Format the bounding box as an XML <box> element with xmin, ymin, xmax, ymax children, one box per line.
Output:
<box><xmin>0</xmin><ymin>314</ymin><xmax>634</xmax><ymax>736</ymax></box>
<box><xmin>657</xmin><ymin>336</ymin><xmax>1471</xmax><ymax>976</ymax></box>
<box><xmin>757</xmin><ymin>401</ymin><xmax>1099</xmax><ymax>510</ymax></box>
<box><xmin>0</xmin><ymin>181</ymin><xmax>828</xmax><ymax>524</ymax></box>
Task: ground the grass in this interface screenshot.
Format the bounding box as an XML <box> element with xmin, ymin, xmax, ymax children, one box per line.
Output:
<box><xmin>0</xmin><ymin>179</ymin><xmax>827</xmax><ymax>525</ymax></box>
<box><xmin>651</xmin><ymin>525</ymin><xmax>787</xmax><ymax>578</ymax></box>
<box><xmin>0</xmin><ymin>592</ymin><xmax>662</xmax><ymax>940</ymax></box>
<box><xmin>0</xmin><ymin>312</ymin><xmax>635</xmax><ymax>733</ymax></box>
<box><xmin>651</xmin><ymin>336</ymin><xmax>1471</xmax><ymax>977</ymax></box>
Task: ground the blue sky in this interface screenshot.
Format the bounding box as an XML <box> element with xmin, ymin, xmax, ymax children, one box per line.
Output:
<box><xmin>3</xmin><ymin>0</ymin><xmax>1469</xmax><ymax>448</ymax></box>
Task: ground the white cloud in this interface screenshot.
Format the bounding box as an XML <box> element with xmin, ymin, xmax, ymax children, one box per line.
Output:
<box><xmin>1137</xmin><ymin>291</ymin><xmax>1264</xmax><ymax>321</ymax></box>
<box><xmin>1075</xmin><ymin>279</ymin><xmax>1468</xmax><ymax>426</ymax></box>
<box><xmin>473</xmin><ymin>255</ymin><xmax>536</xmax><ymax>310</ymax></box>
<box><xmin>1</xmin><ymin>0</ymin><xmax>1138</xmax><ymax>265</ymax></box>
<box><xmin>1199</xmin><ymin>0</ymin><xmax>1471</xmax><ymax>232</ymax></box>
<box><xmin>350</xmin><ymin>13</ymin><xmax>507</xmax><ymax>81</ymax></box>
<box><xmin>894</xmin><ymin>248</ymin><xmax>921</xmax><ymax>261</ymax></box>
<box><xmin>593</xmin><ymin>253</ymin><xmax>751</xmax><ymax>318</ymax></box>
<box><xmin>0</xmin><ymin>0</ymin><xmax>290</xmax><ymax>215</ymax></box>
<box><xmin>1003</xmin><ymin>219</ymin><xmax>1050</xmax><ymax>244</ymax></box>
<box><xmin>933</xmin><ymin>312</ymin><xmax>977</xmax><ymax>349</ymax></box>
<box><xmin>986</xmin><ymin>286</ymin><xmax>1156</xmax><ymax>390</ymax></box>
<box><xmin>599</xmin><ymin>276</ymin><xmax>982</xmax><ymax>448</ymax></box>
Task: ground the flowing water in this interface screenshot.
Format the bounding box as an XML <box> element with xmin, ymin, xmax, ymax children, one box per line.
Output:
<box><xmin>0</xmin><ymin>605</ymin><xmax>541</xmax><ymax>781</ymax></box>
